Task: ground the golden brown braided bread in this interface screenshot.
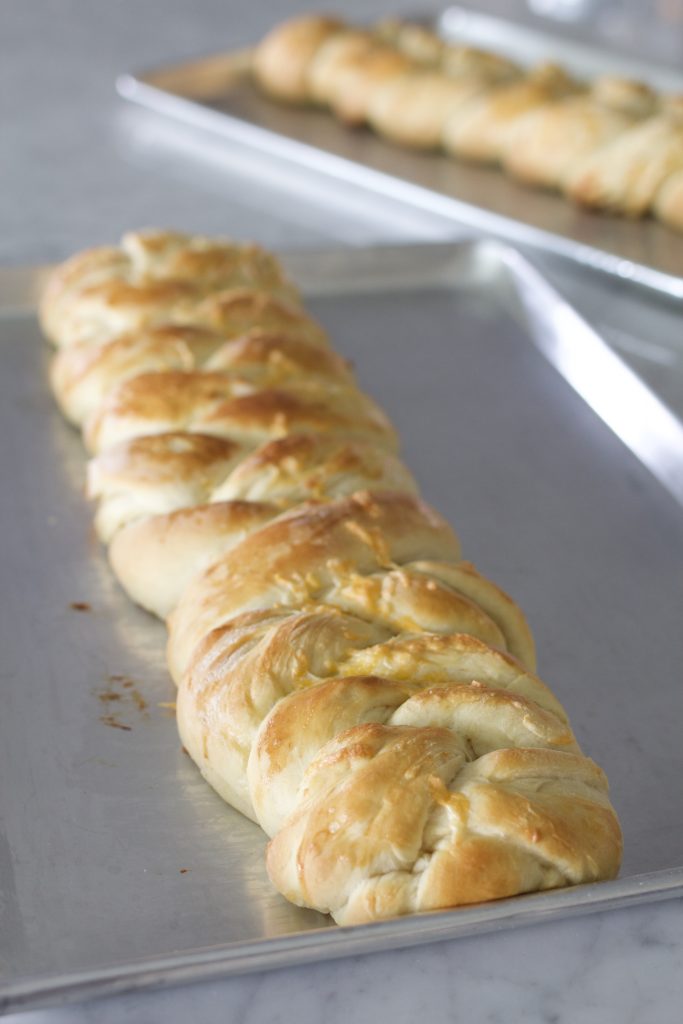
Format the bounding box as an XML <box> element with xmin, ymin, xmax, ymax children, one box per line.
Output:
<box><xmin>301</xmin><ymin>26</ymin><xmax>417</xmax><ymax>125</ymax></box>
<box><xmin>50</xmin><ymin>301</ymin><xmax>331</xmax><ymax>425</ymax></box>
<box><xmin>269</xmin><ymin>727</ymin><xmax>618</xmax><ymax>923</ymax></box>
<box><xmin>88</xmin><ymin>432</ymin><xmax>415</xmax><ymax>541</ymax></box>
<box><xmin>565</xmin><ymin>103</ymin><xmax>683</xmax><ymax>216</ymax></box>
<box><xmin>654</xmin><ymin>166</ymin><xmax>683</xmax><ymax>231</ymax></box>
<box><xmin>166</xmin><ymin>491</ymin><xmax>620</xmax><ymax>923</ymax></box>
<box><xmin>40</xmin><ymin>229</ymin><xmax>299</xmax><ymax>348</ymax></box>
<box><xmin>42</xmin><ymin>230</ymin><xmax>622</xmax><ymax>926</ymax></box>
<box><xmin>368</xmin><ymin>70</ymin><xmax>493</xmax><ymax>151</ymax></box>
<box><xmin>44</xmin><ymin>229</ymin><xmax>414</xmax><ymax>619</ymax></box>
<box><xmin>502</xmin><ymin>77</ymin><xmax>657</xmax><ymax>191</ymax></box>
<box><xmin>91</xmin><ymin>434</ymin><xmax>417</xmax><ymax>616</ymax></box>
<box><xmin>252</xmin><ymin>14</ymin><xmax>347</xmax><ymax>103</ymax></box>
<box><xmin>82</xmin><ymin>370</ymin><xmax>397</xmax><ymax>455</ymax></box>
<box><xmin>250</xmin><ymin>14</ymin><xmax>683</xmax><ymax>233</ymax></box>
<box><xmin>442</xmin><ymin>63</ymin><xmax>578</xmax><ymax>164</ymax></box>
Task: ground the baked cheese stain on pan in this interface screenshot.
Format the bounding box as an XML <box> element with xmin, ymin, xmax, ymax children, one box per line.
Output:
<box><xmin>96</xmin><ymin>675</ymin><xmax>149</xmax><ymax>732</ymax></box>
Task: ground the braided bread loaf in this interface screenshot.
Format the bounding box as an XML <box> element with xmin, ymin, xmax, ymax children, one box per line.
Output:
<box><xmin>251</xmin><ymin>14</ymin><xmax>683</xmax><ymax>234</ymax></box>
<box><xmin>42</xmin><ymin>228</ymin><xmax>622</xmax><ymax>925</ymax></box>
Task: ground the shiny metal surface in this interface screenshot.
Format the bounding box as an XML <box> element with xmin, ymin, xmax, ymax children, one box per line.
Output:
<box><xmin>118</xmin><ymin>19</ymin><xmax>683</xmax><ymax>299</ymax></box>
<box><xmin>1</xmin><ymin>244</ymin><xmax>683</xmax><ymax>1013</ymax></box>
<box><xmin>438</xmin><ymin>5</ymin><xmax>683</xmax><ymax>91</ymax></box>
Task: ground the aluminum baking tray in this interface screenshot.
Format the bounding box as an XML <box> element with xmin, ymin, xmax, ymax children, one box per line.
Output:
<box><xmin>1</xmin><ymin>241</ymin><xmax>683</xmax><ymax>1014</ymax></box>
<box><xmin>117</xmin><ymin>7</ymin><xmax>683</xmax><ymax>300</ymax></box>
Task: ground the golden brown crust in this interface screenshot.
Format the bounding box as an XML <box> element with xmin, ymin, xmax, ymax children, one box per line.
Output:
<box><xmin>51</xmin><ymin>322</ymin><xmax>344</xmax><ymax>427</ymax></box>
<box><xmin>179</xmin><ymin>609</ymin><xmax>391</xmax><ymax>816</ymax></box>
<box><xmin>87</xmin><ymin>432</ymin><xmax>244</xmax><ymax>540</ymax></box>
<box><xmin>307</xmin><ymin>30</ymin><xmax>379</xmax><ymax>105</ymax></box>
<box><xmin>110</xmin><ymin>501</ymin><xmax>277</xmax><ymax>618</ymax></box>
<box><xmin>50</xmin><ymin>324</ymin><xmax>224</xmax><ymax>425</ymax></box>
<box><xmin>374</xmin><ymin>20</ymin><xmax>444</xmax><ymax>66</ymax></box>
<box><xmin>205</xmin><ymin>330</ymin><xmax>351</xmax><ymax>384</ymax></box>
<box><xmin>368</xmin><ymin>71</ymin><xmax>489</xmax><ymax>150</ymax></box>
<box><xmin>307</xmin><ymin>30</ymin><xmax>415</xmax><ymax>124</ymax></box>
<box><xmin>443</xmin><ymin>64</ymin><xmax>578</xmax><ymax>164</ymax></box>
<box><xmin>441</xmin><ymin>45</ymin><xmax>519</xmax><ymax>83</ymax></box>
<box><xmin>89</xmin><ymin>431</ymin><xmax>415</xmax><ymax>538</ymax></box>
<box><xmin>564</xmin><ymin>112</ymin><xmax>683</xmax><ymax>216</ymax></box>
<box><xmin>94</xmin><ymin>433</ymin><xmax>418</xmax><ymax>614</ymax></box>
<box><xmin>502</xmin><ymin>92</ymin><xmax>637</xmax><ymax>190</ymax></box>
<box><xmin>654</xmin><ymin>166</ymin><xmax>683</xmax><ymax>230</ymax></box>
<box><xmin>331</xmin><ymin>47</ymin><xmax>415</xmax><ymax>126</ymax></box>
<box><xmin>411</xmin><ymin>560</ymin><xmax>536</xmax><ymax>668</ymax></box>
<box><xmin>187</xmin><ymin>288</ymin><xmax>327</xmax><ymax>344</ymax></box>
<box><xmin>266</xmin><ymin>727</ymin><xmax>620</xmax><ymax>923</ymax></box>
<box><xmin>248</xmin><ymin>633</ymin><xmax>572</xmax><ymax>836</ymax></box>
<box><xmin>248</xmin><ymin>15</ymin><xmax>683</xmax><ymax>234</ymax></box>
<box><xmin>83</xmin><ymin>370</ymin><xmax>398</xmax><ymax>454</ymax></box>
<box><xmin>40</xmin><ymin>230</ymin><xmax>299</xmax><ymax>348</ymax></box>
<box><xmin>167</xmin><ymin>490</ymin><xmax>462</xmax><ymax>681</ymax></box>
<box><xmin>213</xmin><ymin>433</ymin><xmax>414</xmax><ymax>504</ymax></box>
<box><xmin>590</xmin><ymin>75</ymin><xmax>658</xmax><ymax>118</ymax></box>
<box><xmin>252</xmin><ymin>14</ymin><xmax>346</xmax><ymax>103</ymax></box>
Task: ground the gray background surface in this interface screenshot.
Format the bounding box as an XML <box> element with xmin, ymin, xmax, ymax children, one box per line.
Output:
<box><xmin>3</xmin><ymin>1</ymin><xmax>683</xmax><ymax>1021</ymax></box>
<box><xmin>5</xmin><ymin>0</ymin><xmax>683</xmax><ymax>263</ymax></box>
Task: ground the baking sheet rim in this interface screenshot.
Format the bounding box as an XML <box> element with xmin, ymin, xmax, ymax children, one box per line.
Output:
<box><xmin>3</xmin><ymin>869</ymin><xmax>682</xmax><ymax>1013</ymax></box>
<box><xmin>2</xmin><ymin>241</ymin><xmax>683</xmax><ymax>1012</ymax></box>
<box><xmin>116</xmin><ymin>51</ymin><xmax>683</xmax><ymax>301</ymax></box>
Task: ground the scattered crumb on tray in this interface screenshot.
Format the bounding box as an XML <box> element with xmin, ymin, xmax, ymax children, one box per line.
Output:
<box><xmin>96</xmin><ymin>675</ymin><xmax>149</xmax><ymax>731</ymax></box>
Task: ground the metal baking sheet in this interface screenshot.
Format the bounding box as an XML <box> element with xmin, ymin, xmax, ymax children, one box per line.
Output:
<box><xmin>1</xmin><ymin>242</ymin><xmax>683</xmax><ymax>1014</ymax></box>
<box><xmin>117</xmin><ymin>10</ymin><xmax>683</xmax><ymax>300</ymax></box>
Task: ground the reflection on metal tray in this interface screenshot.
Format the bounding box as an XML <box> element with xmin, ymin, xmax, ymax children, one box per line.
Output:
<box><xmin>117</xmin><ymin>12</ymin><xmax>683</xmax><ymax>299</ymax></box>
<box><xmin>1</xmin><ymin>242</ymin><xmax>683</xmax><ymax>1014</ymax></box>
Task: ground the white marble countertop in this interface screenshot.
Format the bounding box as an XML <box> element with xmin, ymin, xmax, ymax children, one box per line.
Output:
<box><xmin>3</xmin><ymin>1</ymin><xmax>682</xmax><ymax>1020</ymax></box>
<box><xmin>6</xmin><ymin>896</ymin><xmax>683</xmax><ymax>1024</ymax></box>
